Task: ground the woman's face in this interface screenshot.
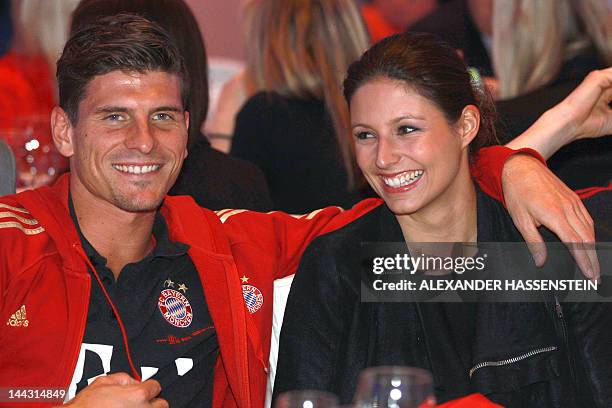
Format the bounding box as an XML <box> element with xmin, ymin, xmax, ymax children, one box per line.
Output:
<box><xmin>351</xmin><ymin>78</ymin><xmax>474</xmax><ymax>217</ymax></box>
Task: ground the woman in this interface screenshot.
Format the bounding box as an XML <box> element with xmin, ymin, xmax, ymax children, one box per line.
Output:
<box><xmin>273</xmin><ymin>33</ymin><xmax>611</xmax><ymax>407</ymax></box>
<box><xmin>229</xmin><ymin>0</ymin><xmax>370</xmax><ymax>213</ymax></box>
<box><xmin>491</xmin><ymin>0</ymin><xmax>611</xmax><ymax>101</ymax></box>
<box><xmin>493</xmin><ymin>0</ymin><xmax>612</xmax><ymax>189</ymax></box>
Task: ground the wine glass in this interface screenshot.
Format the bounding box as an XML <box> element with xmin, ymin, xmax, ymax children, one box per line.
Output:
<box><xmin>353</xmin><ymin>366</ymin><xmax>435</xmax><ymax>408</ymax></box>
<box><xmin>0</xmin><ymin>115</ymin><xmax>67</xmax><ymax>191</ymax></box>
<box><xmin>275</xmin><ymin>390</ymin><xmax>340</xmax><ymax>408</ymax></box>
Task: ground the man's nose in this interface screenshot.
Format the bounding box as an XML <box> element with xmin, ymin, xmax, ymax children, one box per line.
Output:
<box><xmin>125</xmin><ymin>120</ymin><xmax>157</xmax><ymax>154</ymax></box>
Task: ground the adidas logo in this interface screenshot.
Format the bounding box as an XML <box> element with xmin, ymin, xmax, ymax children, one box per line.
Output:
<box><xmin>6</xmin><ymin>305</ymin><xmax>29</xmax><ymax>327</ymax></box>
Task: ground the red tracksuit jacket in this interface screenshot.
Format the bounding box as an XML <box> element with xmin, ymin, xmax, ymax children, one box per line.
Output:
<box><xmin>0</xmin><ymin>147</ymin><xmax>519</xmax><ymax>407</ymax></box>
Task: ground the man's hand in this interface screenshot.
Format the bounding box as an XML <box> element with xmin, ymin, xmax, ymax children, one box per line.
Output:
<box><xmin>502</xmin><ymin>154</ymin><xmax>599</xmax><ymax>281</ymax></box>
<box><xmin>61</xmin><ymin>373</ymin><xmax>168</xmax><ymax>408</ymax></box>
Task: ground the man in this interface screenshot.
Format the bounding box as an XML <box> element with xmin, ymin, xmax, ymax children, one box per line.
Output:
<box><xmin>0</xmin><ymin>14</ymin><xmax>383</xmax><ymax>408</ymax></box>
<box><xmin>69</xmin><ymin>0</ymin><xmax>273</xmax><ymax>212</ymax></box>
<box><xmin>0</xmin><ymin>13</ymin><xmax>604</xmax><ymax>408</ymax></box>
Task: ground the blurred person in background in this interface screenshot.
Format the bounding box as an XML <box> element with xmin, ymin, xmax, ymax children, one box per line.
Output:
<box><xmin>410</xmin><ymin>0</ymin><xmax>611</xmax><ymax>90</ymax></box>
<box><xmin>207</xmin><ymin>0</ymin><xmax>442</xmax><ymax>149</ymax></box>
<box><xmin>408</xmin><ymin>0</ymin><xmax>611</xmax><ymax>189</ymax></box>
<box><xmin>0</xmin><ymin>0</ymin><xmax>12</xmax><ymax>56</ymax></box>
<box><xmin>490</xmin><ymin>0</ymin><xmax>611</xmax><ymax>101</ymax></box>
<box><xmin>492</xmin><ymin>0</ymin><xmax>612</xmax><ymax>189</ymax></box>
<box><xmin>229</xmin><ymin>0</ymin><xmax>372</xmax><ymax>213</ymax></box>
<box><xmin>71</xmin><ymin>0</ymin><xmax>273</xmax><ymax>211</ymax></box>
<box><xmin>361</xmin><ymin>0</ymin><xmax>439</xmax><ymax>44</ymax></box>
<box><xmin>408</xmin><ymin>0</ymin><xmax>495</xmax><ymax>76</ymax></box>
<box><xmin>0</xmin><ymin>0</ymin><xmax>76</xmax><ymax>189</ymax></box>
<box><xmin>0</xmin><ymin>139</ymin><xmax>16</xmax><ymax>196</ymax></box>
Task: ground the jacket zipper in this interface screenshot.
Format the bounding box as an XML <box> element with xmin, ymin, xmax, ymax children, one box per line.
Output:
<box><xmin>554</xmin><ymin>297</ymin><xmax>576</xmax><ymax>384</ymax></box>
<box><xmin>469</xmin><ymin>346</ymin><xmax>557</xmax><ymax>378</ymax></box>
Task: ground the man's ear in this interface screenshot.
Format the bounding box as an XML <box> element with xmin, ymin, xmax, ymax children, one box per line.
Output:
<box><xmin>458</xmin><ymin>105</ymin><xmax>480</xmax><ymax>149</ymax></box>
<box><xmin>51</xmin><ymin>107</ymin><xmax>74</xmax><ymax>158</ymax></box>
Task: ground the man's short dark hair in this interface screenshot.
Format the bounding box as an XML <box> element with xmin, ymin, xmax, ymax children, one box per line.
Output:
<box><xmin>56</xmin><ymin>13</ymin><xmax>189</xmax><ymax>124</ymax></box>
<box><xmin>70</xmin><ymin>0</ymin><xmax>209</xmax><ymax>148</ymax></box>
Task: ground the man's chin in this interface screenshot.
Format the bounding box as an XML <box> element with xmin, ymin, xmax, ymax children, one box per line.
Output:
<box><xmin>112</xmin><ymin>193</ymin><xmax>165</xmax><ymax>213</ymax></box>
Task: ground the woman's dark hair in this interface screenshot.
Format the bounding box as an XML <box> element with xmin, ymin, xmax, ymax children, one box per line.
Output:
<box><xmin>343</xmin><ymin>32</ymin><xmax>499</xmax><ymax>157</ymax></box>
<box><xmin>70</xmin><ymin>0</ymin><xmax>208</xmax><ymax>148</ymax></box>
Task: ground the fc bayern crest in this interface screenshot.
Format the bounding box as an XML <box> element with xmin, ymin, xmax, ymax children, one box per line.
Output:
<box><xmin>158</xmin><ymin>289</ymin><xmax>193</xmax><ymax>327</ymax></box>
<box><xmin>242</xmin><ymin>284</ymin><xmax>264</xmax><ymax>314</ymax></box>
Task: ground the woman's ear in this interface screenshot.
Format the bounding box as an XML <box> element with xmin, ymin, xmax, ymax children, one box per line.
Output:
<box><xmin>51</xmin><ymin>107</ymin><xmax>75</xmax><ymax>158</ymax></box>
<box><xmin>458</xmin><ymin>105</ymin><xmax>480</xmax><ymax>149</ymax></box>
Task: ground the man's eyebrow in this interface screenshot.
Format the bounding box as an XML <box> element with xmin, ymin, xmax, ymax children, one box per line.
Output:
<box><xmin>93</xmin><ymin>106</ymin><xmax>130</xmax><ymax>115</ymax></box>
<box><xmin>92</xmin><ymin>106</ymin><xmax>184</xmax><ymax>115</ymax></box>
<box><xmin>152</xmin><ymin>106</ymin><xmax>183</xmax><ymax>113</ymax></box>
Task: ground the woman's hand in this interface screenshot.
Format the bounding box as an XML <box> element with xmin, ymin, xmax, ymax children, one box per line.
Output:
<box><xmin>502</xmin><ymin>154</ymin><xmax>599</xmax><ymax>281</ymax></box>
<box><xmin>559</xmin><ymin>67</ymin><xmax>612</xmax><ymax>141</ymax></box>
<box><xmin>507</xmin><ymin>67</ymin><xmax>612</xmax><ymax>159</ymax></box>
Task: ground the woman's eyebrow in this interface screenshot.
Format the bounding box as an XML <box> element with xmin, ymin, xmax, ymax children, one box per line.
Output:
<box><xmin>389</xmin><ymin>114</ymin><xmax>425</xmax><ymax>125</ymax></box>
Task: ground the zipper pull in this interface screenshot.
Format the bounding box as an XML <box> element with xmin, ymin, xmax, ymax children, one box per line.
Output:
<box><xmin>555</xmin><ymin>298</ymin><xmax>564</xmax><ymax>319</ymax></box>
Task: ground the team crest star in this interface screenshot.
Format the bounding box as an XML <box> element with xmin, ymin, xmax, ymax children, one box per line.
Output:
<box><xmin>164</xmin><ymin>279</ymin><xmax>175</xmax><ymax>288</ymax></box>
<box><xmin>240</xmin><ymin>275</ymin><xmax>249</xmax><ymax>284</ymax></box>
<box><xmin>178</xmin><ymin>283</ymin><xmax>188</xmax><ymax>293</ymax></box>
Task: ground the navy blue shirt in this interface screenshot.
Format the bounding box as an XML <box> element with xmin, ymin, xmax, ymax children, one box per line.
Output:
<box><xmin>67</xmin><ymin>198</ymin><xmax>218</xmax><ymax>407</ymax></box>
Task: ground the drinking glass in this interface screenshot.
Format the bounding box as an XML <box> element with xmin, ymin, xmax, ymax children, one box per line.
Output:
<box><xmin>275</xmin><ymin>390</ymin><xmax>340</xmax><ymax>408</ymax></box>
<box><xmin>353</xmin><ymin>366</ymin><xmax>435</xmax><ymax>408</ymax></box>
<box><xmin>0</xmin><ymin>115</ymin><xmax>67</xmax><ymax>190</ymax></box>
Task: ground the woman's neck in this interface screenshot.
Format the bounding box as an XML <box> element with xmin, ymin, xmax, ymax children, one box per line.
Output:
<box><xmin>396</xmin><ymin>169</ymin><xmax>478</xmax><ymax>244</ymax></box>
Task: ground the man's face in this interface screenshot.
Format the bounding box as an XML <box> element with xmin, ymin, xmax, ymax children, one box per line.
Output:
<box><xmin>56</xmin><ymin>70</ymin><xmax>188</xmax><ymax>213</ymax></box>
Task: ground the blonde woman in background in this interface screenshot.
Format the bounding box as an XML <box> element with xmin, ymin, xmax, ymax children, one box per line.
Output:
<box><xmin>493</xmin><ymin>0</ymin><xmax>612</xmax><ymax>189</ymax></box>
<box><xmin>492</xmin><ymin>0</ymin><xmax>611</xmax><ymax>100</ymax></box>
<box><xmin>225</xmin><ymin>0</ymin><xmax>370</xmax><ymax>213</ymax></box>
<box><xmin>207</xmin><ymin>0</ymin><xmax>369</xmax><ymax>157</ymax></box>
<box><xmin>405</xmin><ymin>0</ymin><xmax>611</xmax><ymax>101</ymax></box>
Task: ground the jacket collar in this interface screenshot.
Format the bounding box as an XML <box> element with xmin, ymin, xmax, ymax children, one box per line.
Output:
<box><xmin>373</xmin><ymin>186</ymin><xmax>520</xmax><ymax>244</ymax></box>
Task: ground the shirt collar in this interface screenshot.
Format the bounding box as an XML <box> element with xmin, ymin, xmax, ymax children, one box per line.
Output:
<box><xmin>68</xmin><ymin>193</ymin><xmax>189</xmax><ymax>266</ymax></box>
